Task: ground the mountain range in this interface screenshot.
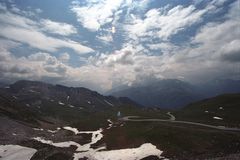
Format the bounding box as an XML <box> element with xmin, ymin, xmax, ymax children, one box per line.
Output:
<box><xmin>109</xmin><ymin>79</ymin><xmax>240</xmax><ymax>108</ymax></box>
<box><xmin>0</xmin><ymin>80</ymin><xmax>240</xmax><ymax>159</ymax></box>
<box><xmin>0</xmin><ymin>80</ymin><xmax>139</xmax><ymax>126</ymax></box>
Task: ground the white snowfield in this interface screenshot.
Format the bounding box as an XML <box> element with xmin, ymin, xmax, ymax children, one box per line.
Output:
<box><xmin>0</xmin><ymin>145</ymin><xmax>37</xmax><ymax>160</ymax></box>
<box><xmin>73</xmin><ymin>143</ymin><xmax>166</xmax><ymax>160</ymax></box>
<box><xmin>34</xmin><ymin>127</ymin><xmax>104</xmax><ymax>152</ymax></box>
<box><xmin>33</xmin><ymin>125</ymin><xmax>166</xmax><ymax>160</ymax></box>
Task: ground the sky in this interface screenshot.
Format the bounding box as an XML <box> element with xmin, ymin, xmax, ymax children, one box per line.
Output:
<box><xmin>0</xmin><ymin>0</ymin><xmax>239</xmax><ymax>92</ymax></box>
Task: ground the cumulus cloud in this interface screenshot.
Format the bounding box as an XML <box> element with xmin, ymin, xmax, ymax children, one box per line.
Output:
<box><xmin>187</xmin><ymin>2</ymin><xmax>240</xmax><ymax>62</ymax></box>
<box><xmin>44</xmin><ymin>64</ymin><xmax>67</xmax><ymax>75</ymax></box>
<box><xmin>0</xmin><ymin>50</ymin><xmax>69</xmax><ymax>82</ymax></box>
<box><xmin>163</xmin><ymin>1</ymin><xmax>240</xmax><ymax>81</ymax></box>
<box><xmin>99</xmin><ymin>49</ymin><xmax>134</xmax><ymax>66</ymax></box>
<box><xmin>28</xmin><ymin>52</ymin><xmax>68</xmax><ymax>75</ymax></box>
<box><xmin>88</xmin><ymin>0</ymin><xmax>240</xmax><ymax>89</ymax></box>
<box><xmin>0</xmin><ymin>41</ymin><xmax>164</xmax><ymax>91</ymax></box>
<box><xmin>59</xmin><ymin>52</ymin><xmax>70</xmax><ymax>63</ymax></box>
<box><xmin>0</xmin><ymin>40</ymin><xmax>111</xmax><ymax>91</ymax></box>
<box><xmin>87</xmin><ymin>45</ymin><xmax>167</xmax><ymax>88</ymax></box>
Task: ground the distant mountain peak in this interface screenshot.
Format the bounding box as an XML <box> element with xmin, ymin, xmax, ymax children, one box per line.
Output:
<box><xmin>109</xmin><ymin>78</ymin><xmax>240</xmax><ymax>109</ymax></box>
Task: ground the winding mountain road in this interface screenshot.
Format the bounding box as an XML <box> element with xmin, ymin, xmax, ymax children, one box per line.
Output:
<box><xmin>120</xmin><ymin>113</ymin><xmax>240</xmax><ymax>132</ymax></box>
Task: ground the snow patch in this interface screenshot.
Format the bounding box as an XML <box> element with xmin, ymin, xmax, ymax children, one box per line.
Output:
<box><xmin>33</xmin><ymin>137</ymin><xmax>81</xmax><ymax>148</ymax></box>
<box><xmin>107</xmin><ymin>119</ymin><xmax>113</xmax><ymax>129</ymax></box>
<box><xmin>34</xmin><ymin>128</ymin><xmax>103</xmax><ymax>152</ymax></box>
<box><xmin>73</xmin><ymin>143</ymin><xmax>165</xmax><ymax>160</ymax></box>
<box><xmin>68</xmin><ymin>104</ymin><xmax>75</xmax><ymax>108</ymax></box>
<box><xmin>107</xmin><ymin>119</ymin><xmax>113</xmax><ymax>124</ymax></box>
<box><xmin>34</xmin><ymin>126</ymin><xmax>166</xmax><ymax>160</ymax></box>
<box><xmin>0</xmin><ymin>145</ymin><xmax>37</xmax><ymax>160</ymax></box>
<box><xmin>213</xmin><ymin>116</ymin><xmax>223</xmax><ymax>120</ymax></box>
<box><xmin>205</xmin><ymin>110</ymin><xmax>209</xmax><ymax>113</ymax></box>
<box><xmin>47</xmin><ymin>128</ymin><xmax>60</xmax><ymax>133</ymax></box>
<box><xmin>63</xmin><ymin>126</ymin><xmax>79</xmax><ymax>134</ymax></box>
<box><xmin>63</xmin><ymin>126</ymin><xmax>102</xmax><ymax>136</ymax></box>
<box><xmin>33</xmin><ymin>128</ymin><xmax>44</xmax><ymax>131</ymax></box>
<box><xmin>58</xmin><ymin>101</ymin><xmax>65</xmax><ymax>105</ymax></box>
<box><xmin>219</xmin><ymin>107</ymin><xmax>224</xmax><ymax>110</ymax></box>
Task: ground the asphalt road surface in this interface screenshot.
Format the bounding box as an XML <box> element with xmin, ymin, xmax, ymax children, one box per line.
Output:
<box><xmin>121</xmin><ymin>114</ymin><xmax>240</xmax><ymax>132</ymax></box>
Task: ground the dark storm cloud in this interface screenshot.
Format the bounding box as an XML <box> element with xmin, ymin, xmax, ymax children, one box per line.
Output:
<box><xmin>221</xmin><ymin>51</ymin><xmax>240</xmax><ymax>63</ymax></box>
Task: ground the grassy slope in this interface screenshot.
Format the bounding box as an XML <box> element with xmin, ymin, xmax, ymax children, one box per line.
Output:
<box><xmin>102</xmin><ymin>93</ymin><xmax>240</xmax><ymax>159</ymax></box>
<box><xmin>174</xmin><ymin>93</ymin><xmax>240</xmax><ymax>127</ymax></box>
<box><xmin>103</xmin><ymin>120</ymin><xmax>240</xmax><ymax>159</ymax></box>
